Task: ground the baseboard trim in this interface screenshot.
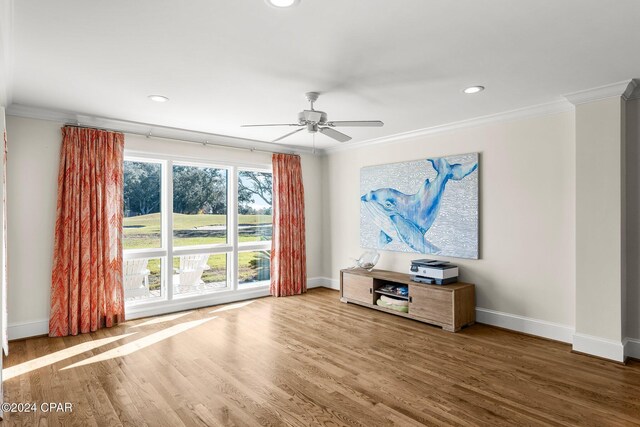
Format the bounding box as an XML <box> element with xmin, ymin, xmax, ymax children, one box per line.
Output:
<box><xmin>8</xmin><ymin>319</ymin><xmax>49</xmax><ymax>341</ymax></box>
<box><xmin>572</xmin><ymin>333</ymin><xmax>626</xmax><ymax>363</ymax></box>
<box><xmin>8</xmin><ymin>278</ymin><xmax>337</xmax><ymax>341</ymax></box>
<box><xmin>475</xmin><ymin>307</ymin><xmax>574</xmax><ymax>344</ymax></box>
<box><xmin>9</xmin><ymin>282</ymin><xmax>637</xmax><ymax>363</ymax></box>
<box><xmin>310</xmin><ymin>283</ymin><xmax>577</xmax><ymax>344</ymax></box>
<box><xmin>308</xmin><ymin>277</ymin><xmax>340</xmax><ymax>290</ymax></box>
<box><xmin>624</xmin><ymin>337</ymin><xmax>640</xmax><ymax>360</ymax></box>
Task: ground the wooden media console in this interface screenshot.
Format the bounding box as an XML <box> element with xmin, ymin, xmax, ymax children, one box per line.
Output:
<box><xmin>340</xmin><ymin>268</ymin><xmax>475</xmax><ymax>332</ymax></box>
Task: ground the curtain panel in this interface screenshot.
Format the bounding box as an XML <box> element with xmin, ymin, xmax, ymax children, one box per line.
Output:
<box><xmin>49</xmin><ymin>126</ymin><xmax>125</xmax><ymax>337</ymax></box>
<box><xmin>270</xmin><ymin>153</ymin><xmax>307</xmax><ymax>297</ymax></box>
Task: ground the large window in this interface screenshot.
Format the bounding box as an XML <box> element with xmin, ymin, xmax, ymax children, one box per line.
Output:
<box><xmin>122</xmin><ymin>156</ymin><xmax>272</xmax><ymax>305</ymax></box>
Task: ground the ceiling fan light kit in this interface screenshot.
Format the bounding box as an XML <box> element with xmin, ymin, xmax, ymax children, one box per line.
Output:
<box><xmin>242</xmin><ymin>92</ymin><xmax>384</xmax><ymax>144</ymax></box>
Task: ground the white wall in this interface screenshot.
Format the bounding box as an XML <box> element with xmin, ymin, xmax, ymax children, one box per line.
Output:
<box><xmin>6</xmin><ymin>117</ymin><xmax>59</xmax><ymax>336</ymax></box>
<box><xmin>322</xmin><ymin>112</ymin><xmax>577</xmax><ymax>331</ymax></box>
<box><xmin>574</xmin><ymin>98</ymin><xmax>625</xmax><ymax>343</ymax></box>
<box><xmin>5</xmin><ymin>116</ymin><xmax>324</xmax><ymax>338</ymax></box>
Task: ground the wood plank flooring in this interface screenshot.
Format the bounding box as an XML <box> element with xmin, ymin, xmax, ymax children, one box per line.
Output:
<box><xmin>2</xmin><ymin>288</ymin><xmax>640</xmax><ymax>426</ymax></box>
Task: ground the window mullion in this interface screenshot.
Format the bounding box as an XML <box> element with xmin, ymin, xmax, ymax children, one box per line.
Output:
<box><xmin>237</xmin><ymin>242</ymin><xmax>271</xmax><ymax>252</ymax></box>
<box><xmin>172</xmin><ymin>245</ymin><xmax>233</xmax><ymax>256</ymax></box>
<box><xmin>165</xmin><ymin>159</ymin><xmax>174</xmax><ymax>301</ymax></box>
<box><xmin>230</xmin><ymin>166</ymin><xmax>239</xmax><ymax>291</ymax></box>
<box><xmin>123</xmin><ymin>249</ymin><xmax>167</xmax><ymax>260</ymax></box>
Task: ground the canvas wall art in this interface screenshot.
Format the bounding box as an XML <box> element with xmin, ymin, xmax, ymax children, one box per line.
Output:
<box><xmin>360</xmin><ymin>153</ymin><xmax>479</xmax><ymax>259</ymax></box>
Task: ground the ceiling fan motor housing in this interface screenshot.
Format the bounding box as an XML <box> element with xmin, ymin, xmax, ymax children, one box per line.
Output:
<box><xmin>299</xmin><ymin>110</ymin><xmax>327</xmax><ymax>125</ymax></box>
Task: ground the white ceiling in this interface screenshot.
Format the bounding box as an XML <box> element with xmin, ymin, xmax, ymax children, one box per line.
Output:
<box><xmin>5</xmin><ymin>0</ymin><xmax>640</xmax><ymax>149</ymax></box>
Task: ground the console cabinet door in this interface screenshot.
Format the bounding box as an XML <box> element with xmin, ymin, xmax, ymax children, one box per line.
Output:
<box><xmin>409</xmin><ymin>284</ymin><xmax>453</xmax><ymax>325</ymax></box>
<box><xmin>342</xmin><ymin>273</ymin><xmax>374</xmax><ymax>304</ymax></box>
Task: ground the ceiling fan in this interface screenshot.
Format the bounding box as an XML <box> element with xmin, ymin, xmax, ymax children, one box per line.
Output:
<box><xmin>241</xmin><ymin>92</ymin><xmax>384</xmax><ymax>143</ymax></box>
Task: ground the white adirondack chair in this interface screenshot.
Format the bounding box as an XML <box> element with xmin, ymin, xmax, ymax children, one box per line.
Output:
<box><xmin>123</xmin><ymin>258</ymin><xmax>150</xmax><ymax>299</ymax></box>
<box><xmin>174</xmin><ymin>254</ymin><xmax>211</xmax><ymax>294</ymax></box>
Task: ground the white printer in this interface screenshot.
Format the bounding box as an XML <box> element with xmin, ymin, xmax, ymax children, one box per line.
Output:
<box><xmin>408</xmin><ymin>259</ymin><xmax>458</xmax><ymax>285</ymax></box>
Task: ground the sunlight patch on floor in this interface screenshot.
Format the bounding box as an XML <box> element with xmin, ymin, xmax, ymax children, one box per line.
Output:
<box><xmin>3</xmin><ymin>333</ymin><xmax>137</xmax><ymax>381</ymax></box>
<box><xmin>61</xmin><ymin>317</ymin><xmax>218</xmax><ymax>370</ymax></box>
<box><xmin>130</xmin><ymin>311</ymin><xmax>194</xmax><ymax>328</ymax></box>
<box><xmin>209</xmin><ymin>300</ymin><xmax>255</xmax><ymax>314</ymax></box>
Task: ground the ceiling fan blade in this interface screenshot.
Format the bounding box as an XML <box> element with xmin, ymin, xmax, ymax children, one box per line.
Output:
<box><xmin>272</xmin><ymin>127</ymin><xmax>305</xmax><ymax>142</ymax></box>
<box><xmin>325</xmin><ymin>120</ymin><xmax>384</xmax><ymax>127</ymax></box>
<box><xmin>319</xmin><ymin>127</ymin><xmax>352</xmax><ymax>143</ymax></box>
<box><xmin>241</xmin><ymin>123</ymin><xmax>301</xmax><ymax>127</ymax></box>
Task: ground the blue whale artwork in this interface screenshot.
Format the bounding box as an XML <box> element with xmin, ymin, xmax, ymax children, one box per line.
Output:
<box><xmin>360</xmin><ymin>153</ymin><xmax>479</xmax><ymax>259</ymax></box>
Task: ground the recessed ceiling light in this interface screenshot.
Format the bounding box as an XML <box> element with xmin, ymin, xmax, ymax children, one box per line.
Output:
<box><xmin>463</xmin><ymin>86</ymin><xmax>485</xmax><ymax>94</ymax></box>
<box><xmin>148</xmin><ymin>95</ymin><xmax>169</xmax><ymax>103</ymax></box>
<box><xmin>265</xmin><ymin>0</ymin><xmax>300</xmax><ymax>8</ymax></box>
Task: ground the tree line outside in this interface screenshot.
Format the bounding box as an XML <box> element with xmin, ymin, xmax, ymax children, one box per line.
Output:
<box><xmin>124</xmin><ymin>162</ymin><xmax>272</xmax><ymax>217</ymax></box>
<box><xmin>123</xmin><ymin>161</ymin><xmax>272</xmax><ymax>291</ymax></box>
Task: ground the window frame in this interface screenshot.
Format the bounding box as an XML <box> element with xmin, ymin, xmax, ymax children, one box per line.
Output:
<box><xmin>123</xmin><ymin>150</ymin><xmax>273</xmax><ymax>313</ymax></box>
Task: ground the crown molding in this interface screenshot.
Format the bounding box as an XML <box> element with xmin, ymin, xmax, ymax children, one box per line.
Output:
<box><xmin>623</xmin><ymin>79</ymin><xmax>640</xmax><ymax>101</ymax></box>
<box><xmin>8</xmin><ymin>79</ymin><xmax>638</xmax><ymax>157</ymax></box>
<box><xmin>6</xmin><ymin>104</ymin><xmax>317</xmax><ymax>155</ymax></box>
<box><xmin>324</xmin><ymin>98</ymin><xmax>573</xmax><ymax>154</ymax></box>
<box><xmin>564</xmin><ymin>79</ymin><xmax>636</xmax><ymax>105</ymax></box>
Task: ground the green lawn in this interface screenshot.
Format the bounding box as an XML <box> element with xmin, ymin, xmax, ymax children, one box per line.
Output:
<box><xmin>124</xmin><ymin>213</ymin><xmax>271</xmax><ymax>234</ymax></box>
<box><xmin>125</xmin><ymin>213</ymin><xmax>272</xmax><ymax>289</ymax></box>
<box><xmin>124</xmin><ymin>213</ymin><xmax>272</xmax><ymax>249</ymax></box>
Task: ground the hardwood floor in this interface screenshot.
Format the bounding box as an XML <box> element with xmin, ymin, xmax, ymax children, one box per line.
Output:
<box><xmin>2</xmin><ymin>288</ymin><xmax>640</xmax><ymax>426</ymax></box>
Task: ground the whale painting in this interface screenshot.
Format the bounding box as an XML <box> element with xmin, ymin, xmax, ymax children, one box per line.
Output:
<box><xmin>360</xmin><ymin>153</ymin><xmax>479</xmax><ymax>259</ymax></box>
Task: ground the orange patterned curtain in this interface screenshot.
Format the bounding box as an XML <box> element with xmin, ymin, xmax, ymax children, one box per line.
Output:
<box><xmin>270</xmin><ymin>153</ymin><xmax>307</xmax><ymax>297</ymax></box>
<box><xmin>49</xmin><ymin>126</ymin><xmax>125</xmax><ymax>337</ymax></box>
